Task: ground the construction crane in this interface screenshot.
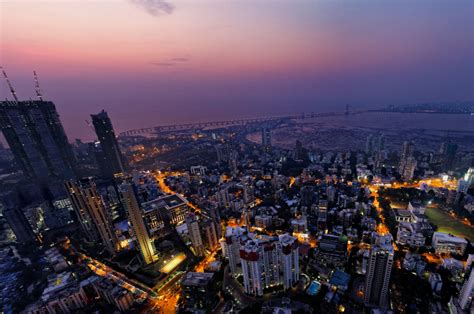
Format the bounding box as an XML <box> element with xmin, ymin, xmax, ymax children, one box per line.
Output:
<box><xmin>1</xmin><ymin>66</ymin><xmax>19</xmax><ymax>102</ymax></box>
<box><xmin>33</xmin><ymin>70</ymin><xmax>44</xmax><ymax>101</ymax></box>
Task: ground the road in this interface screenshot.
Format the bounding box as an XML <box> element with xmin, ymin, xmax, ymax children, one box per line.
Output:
<box><xmin>61</xmin><ymin>239</ymin><xmax>161</xmax><ymax>310</ymax></box>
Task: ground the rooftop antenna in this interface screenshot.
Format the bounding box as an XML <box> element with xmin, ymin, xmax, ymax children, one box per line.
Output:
<box><xmin>33</xmin><ymin>70</ymin><xmax>44</xmax><ymax>101</ymax></box>
<box><xmin>1</xmin><ymin>66</ymin><xmax>19</xmax><ymax>102</ymax></box>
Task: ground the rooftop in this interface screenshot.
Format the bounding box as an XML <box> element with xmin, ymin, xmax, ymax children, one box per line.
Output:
<box><xmin>142</xmin><ymin>194</ymin><xmax>187</xmax><ymax>213</ymax></box>
<box><xmin>181</xmin><ymin>272</ymin><xmax>214</xmax><ymax>287</ymax></box>
<box><xmin>329</xmin><ymin>269</ymin><xmax>351</xmax><ymax>288</ymax></box>
<box><xmin>279</xmin><ymin>233</ymin><xmax>297</xmax><ymax>246</ymax></box>
<box><xmin>433</xmin><ymin>232</ymin><xmax>468</xmax><ymax>244</ymax></box>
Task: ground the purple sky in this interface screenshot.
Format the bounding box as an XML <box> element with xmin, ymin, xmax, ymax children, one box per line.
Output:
<box><xmin>1</xmin><ymin>0</ymin><xmax>473</xmax><ymax>142</ymax></box>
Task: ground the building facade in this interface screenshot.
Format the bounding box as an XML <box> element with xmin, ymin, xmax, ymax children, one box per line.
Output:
<box><xmin>65</xmin><ymin>178</ymin><xmax>119</xmax><ymax>254</ymax></box>
<box><xmin>3</xmin><ymin>206</ymin><xmax>37</xmax><ymax>244</ymax></box>
<box><xmin>364</xmin><ymin>233</ymin><xmax>394</xmax><ymax>309</ymax></box>
<box><xmin>120</xmin><ymin>183</ymin><xmax>158</xmax><ymax>265</ymax></box>
<box><xmin>0</xmin><ymin>100</ymin><xmax>76</xmax><ymax>180</ymax></box>
<box><xmin>186</xmin><ymin>213</ymin><xmax>205</xmax><ymax>257</ymax></box>
<box><xmin>91</xmin><ymin>110</ymin><xmax>128</xmax><ymax>178</ymax></box>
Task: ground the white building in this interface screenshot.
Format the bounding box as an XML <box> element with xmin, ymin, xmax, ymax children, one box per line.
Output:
<box><xmin>239</xmin><ymin>234</ymin><xmax>300</xmax><ymax>296</ymax></box>
<box><xmin>458</xmin><ymin>268</ymin><xmax>474</xmax><ymax>310</ymax></box>
<box><xmin>278</xmin><ymin>234</ymin><xmax>300</xmax><ymax>290</ymax></box>
<box><xmin>221</xmin><ymin>226</ymin><xmax>253</xmax><ymax>274</ymax></box>
<box><xmin>432</xmin><ymin>232</ymin><xmax>467</xmax><ymax>255</ymax></box>
<box><xmin>396</xmin><ymin>222</ymin><xmax>426</xmax><ymax>247</ymax></box>
<box><xmin>240</xmin><ymin>240</ymin><xmax>264</xmax><ymax>296</ymax></box>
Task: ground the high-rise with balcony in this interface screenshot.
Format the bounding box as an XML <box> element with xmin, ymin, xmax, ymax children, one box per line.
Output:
<box><xmin>65</xmin><ymin>178</ymin><xmax>119</xmax><ymax>254</ymax></box>
<box><xmin>261</xmin><ymin>127</ymin><xmax>272</xmax><ymax>153</ymax></box>
<box><xmin>186</xmin><ymin>213</ymin><xmax>205</xmax><ymax>257</ymax></box>
<box><xmin>239</xmin><ymin>234</ymin><xmax>300</xmax><ymax>297</ymax></box>
<box><xmin>458</xmin><ymin>266</ymin><xmax>474</xmax><ymax>310</ymax></box>
<box><xmin>279</xmin><ymin>234</ymin><xmax>300</xmax><ymax>290</ymax></box>
<box><xmin>364</xmin><ymin>233</ymin><xmax>394</xmax><ymax>309</ymax></box>
<box><xmin>0</xmin><ymin>100</ymin><xmax>76</xmax><ymax>180</ymax></box>
<box><xmin>398</xmin><ymin>141</ymin><xmax>415</xmax><ymax>177</ymax></box>
<box><xmin>120</xmin><ymin>183</ymin><xmax>158</xmax><ymax>265</ymax></box>
<box><xmin>91</xmin><ymin>110</ymin><xmax>127</xmax><ymax>179</ymax></box>
<box><xmin>3</xmin><ymin>206</ymin><xmax>37</xmax><ymax>244</ymax></box>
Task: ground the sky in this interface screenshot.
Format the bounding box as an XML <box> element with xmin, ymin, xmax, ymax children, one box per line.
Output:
<box><xmin>1</xmin><ymin>0</ymin><xmax>473</xmax><ymax>141</ymax></box>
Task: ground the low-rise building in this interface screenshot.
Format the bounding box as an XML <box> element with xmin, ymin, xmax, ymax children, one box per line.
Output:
<box><xmin>25</xmin><ymin>272</ymin><xmax>88</xmax><ymax>314</ymax></box>
<box><xmin>396</xmin><ymin>222</ymin><xmax>426</xmax><ymax>247</ymax></box>
<box><xmin>91</xmin><ymin>276</ymin><xmax>134</xmax><ymax>312</ymax></box>
<box><xmin>432</xmin><ymin>232</ymin><xmax>467</xmax><ymax>255</ymax></box>
<box><xmin>180</xmin><ymin>272</ymin><xmax>218</xmax><ymax>311</ymax></box>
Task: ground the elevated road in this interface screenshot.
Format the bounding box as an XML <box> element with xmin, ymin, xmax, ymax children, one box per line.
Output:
<box><xmin>119</xmin><ymin>115</ymin><xmax>296</xmax><ymax>136</ymax></box>
<box><xmin>118</xmin><ymin>110</ymin><xmax>370</xmax><ymax>137</ymax></box>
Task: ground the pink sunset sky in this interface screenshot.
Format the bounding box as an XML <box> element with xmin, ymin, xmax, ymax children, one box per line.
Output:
<box><xmin>1</xmin><ymin>0</ymin><xmax>473</xmax><ymax>141</ymax></box>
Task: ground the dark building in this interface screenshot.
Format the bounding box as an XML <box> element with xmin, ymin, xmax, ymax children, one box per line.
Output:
<box><xmin>91</xmin><ymin>110</ymin><xmax>127</xmax><ymax>178</ymax></box>
<box><xmin>364</xmin><ymin>234</ymin><xmax>394</xmax><ymax>309</ymax></box>
<box><xmin>180</xmin><ymin>272</ymin><xmax>218</xmax><ymax>311</ymax></box>
<box><xmin>319</xmin><ymin>234</ymin><xmax>345</xmax><ymax>251</ymax></box>
<box><xmin>0</xmin><ymin>100</ymin><xmax>76</xmax><ymax>180</ymax></box>
<box><xmin>440</xmin><ymin>141</ymin><xmax>458</xmax><ymax>170</ymax></box>
<box><xmin>65</xmin><ymin>178</ymin><xmax>119</xmax><ymax>254</ymax></box>
<box><xmin>295</xmin><ymin>140</ymin><xmax>306</xmax><ymax>160</ymax></box>
<box><xmin>3</xmin><ymin>207</ymin><xmax>37</xmax><ymax>244</ymax></box>
<box><xmin>300</xmin><ymin>186</ymin><xmax>315</xmax><ymax>206</ymax></box>
<box><xmin>261</xmin><ymin>127</ymin><xmax>272</xmax><ymax>153</ymax></box>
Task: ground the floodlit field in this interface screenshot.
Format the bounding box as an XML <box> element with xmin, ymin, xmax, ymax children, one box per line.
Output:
<box><xmin>160</xmin><ymin>253</ymin><xmax>186</xmax><ymax>274</ymax></box>
<box><xmin>425</xmin><ymin>207</ymin><xmax>474</xmax><ymax>241</ymax></box>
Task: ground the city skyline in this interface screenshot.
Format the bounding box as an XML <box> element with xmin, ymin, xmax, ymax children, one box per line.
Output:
<box><xmin>1</xmin><ymin>0</ymin><xmax>473</xmax><ymax>142</ymax></box>
<box><xmin>0</xmin><ymin>2</ymin><xmax>473</xmax><ymax>313</ymax></box>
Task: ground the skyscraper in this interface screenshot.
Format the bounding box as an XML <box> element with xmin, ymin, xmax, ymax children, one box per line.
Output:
<box><xmin>240</xmin><ymin>240</ymin><xmax>264</xmax><ymax>296</ymax></box>
<box><xmin>239</xmin><ymin>234</ymin><xmax>300</xmax><ymax>296</ymax></box>
<box><xmin>3</xmin><ymin>207</ymin><xmax>37</xmax><ymax>244</ymax></box>
<box><xmin>65</xmin><ymin>178</ymin><xmax>119</xmax><ymax>254</ymax></box>
<box><xmin>91</xmin><ymin>110</ymin><xmax>127</xmax><ymax>178</ymax></box>
<box><xmin>458</xmin><ymin>266</ymin><xmax>474</xmax><ymax>310</ymax></box>
<box><xmin>201</xmin><ymin>219</ymin><xmax>219</xmax><ymax>251</ymax></box>
<box><xmin>279</xmin><ymin>234</ymin><xmax>300</xmax><ymax>290</ymax></box>
<box><xmin>440</xmin><ymin>141</ymin><xmax>458</xmax><ymax>170</ymax></box>
<box><xmin>120</xmin><ymin>183</ymin><xmax>158</xmax><ymax>265</ymax></box>
<box><xmin>364</xmin><ymin>233</ymin><xmax>394</xmax><ymax>309</ymax></box>
<box><xmin>401</xmin><ymin>156</ymin><xmax>417</xmax><ymax>180</ymax></box>
<box><xmin>221</xmin><ymin>226</ymin><xmax>250</xmax><ymax>274</ymax></box>
<box><xmin>365</xmin><ymin>135</ymin><xmax>373</xmax><ymax>154</ymax></box>
<box><xmin>398</xmin><ymin>141</ymin><xmax>415</xmax><ymax>177</ymax></box>
<box><xmin>457</xmin><ymin>167</ymin><xmax>474</xmax><ymax>194</ymax></box>
<box><xmin>186</xmin><ymin>213</ymin><xmax>205</xmax><ymax>257</ymax></box>
<box><xmin>0</xmin><ymin>100</ymin><xmax>76</xmax><ymax>180</ymax></box>
<box><xmin>261</xmin><ymin>127</ymin><xmax>272</xmax><ymax>153</ymax></box>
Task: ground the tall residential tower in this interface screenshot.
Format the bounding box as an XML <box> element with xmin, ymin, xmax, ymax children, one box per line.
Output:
<box><xmin>91</xmin><ymin>110</ymin><xmax>127</xmax><ymax>178</ymax></box>
<box><xmin>120</xmin><ymin>183</ymin><xmax>158</xmax><ymax>265</ymax></box>
<box><xmin>65</xmin><ymin>178</ymin><xmax>119</xmax><ymax>254</ymax></box>
<box><xmin>0</xmin><ymin>100</ymin><xmax>76</xmax><ymax>180</ymax></box>
<box><xmin>364</xmin><ymin>233</ymin><xmax>394</xmax><ymax>309</ymax></box>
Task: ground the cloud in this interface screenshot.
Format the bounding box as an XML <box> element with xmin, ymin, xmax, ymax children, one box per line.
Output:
<box><xmin>150</xmin><ymin>62</ymin><xmax>174</xmax><ymax>66</ymax></box>
<box><xmin>130</xmin><ymin>0</ymin><xmax>174</xmax><ymax>17</ymax></box>
<box><xmin>149</xmin><ymin>58</ymin><xmax>189</xmax><ymax>67</ymax></box>
<box><xmin>170</xmin><ymin>57</ymin><xmax>189</xmax><ymax>62</ymax></box>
